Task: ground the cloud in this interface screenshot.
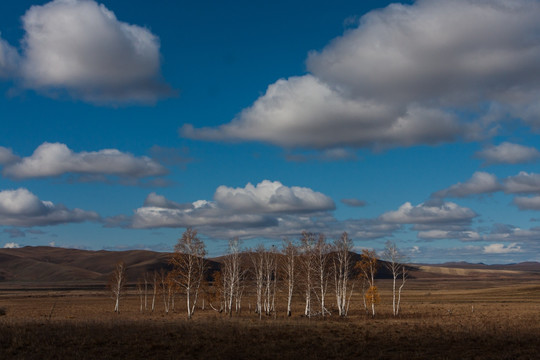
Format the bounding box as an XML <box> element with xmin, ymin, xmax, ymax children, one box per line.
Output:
<box><xmin>418</xmin><ymin>229</ymin><xmax>481</xmax><ymax>241</ymax></box>
<box><xmin>432</xmin><ymin>171</ymin><xmax>501</xmax><ymax>198</ymax></box>
<box><xmin>213</xmin><ymin>180</ymin><xmax>335</xmax><ymax>214</ymax></box>
<box><xmin>341</xmin><ymin>198</ymin><xmax>367</xmax><ymax>207</ymax></box>
<box><xmin>380</xmin><ymin>200</ymin><xmax>476</xmax><ymax>226</ymax></box>
<box><xmin>483</xmin><ymin>243</ymin><xmax>522</xmax><ymax>254</ymax></box>
<box><xmin>3</xmin><ymin>0</ymin><xmax>171</xmax><ymax>104</ymax></box>
<box><xmin>0</xmin><ymin>34</ymin><xmax>20</xmax><ymax>78</ymax></box>
<box><xmin>503</xmin><ymin>172</ymin><xmax>540</xmax><ymax>194</ymax></box>
<box><xmin>0</xmin><ymin>146</ymin><xmax>19</xmax><ymax>165</ymax></box>
<box><xmin>183</xmin><ymin>0</ymin><xmax>540</xmax><ymax>150</ymax></box>
<box><xmin>513</xmin><ymin>196</ymin><xmax>540</xmax><ymax>210</ymax></box>
<box><xmin>476</xmin><ymin>142</ymin><xmax>540</xmax><ymax>165</ymax></box>
<box><xmin>182</xmin><ymin>76</ymin><xmax>464</xmax><ymax>149</ymax></box>
<box><xmin>143</xmin><ymin>192</ymin><xmax>192</xmax><ymax>210</ymax></box>
<box><xmin>2</xmin><ymin>142</ymin><xmax>167</xmax><ymax>180</ymax></box>
<box><xmin>3</xmin><ymin>242</ymin><xmax>20</xmax><ymax>249</ymax></box>
<box><xmin>111</xmin><ymin>180</ymin><xmax>345</xmax><ymax>240</ymax></box>
<box><xmin>0</xmin><ymin>188</ymin><xmax>99</xmax><ymax>227</ymax></box>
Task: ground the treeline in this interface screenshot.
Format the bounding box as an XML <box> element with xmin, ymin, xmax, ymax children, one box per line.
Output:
<box><xmin>110</xmin><ymin>228</ymin><xmax>408</xmax><ymax>318</ymax></box>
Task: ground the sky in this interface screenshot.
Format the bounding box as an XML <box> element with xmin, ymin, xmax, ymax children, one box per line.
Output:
<box><xmin>1</xmin><ymin>0</ymin><xmax>540</xmax><ymax>263</ymax></box>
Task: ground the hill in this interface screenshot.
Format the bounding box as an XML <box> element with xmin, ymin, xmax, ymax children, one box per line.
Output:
<box><xmin>0</xmin><ymin>246</ymin><xmax>538</xmax><ymax>286</ymax></box>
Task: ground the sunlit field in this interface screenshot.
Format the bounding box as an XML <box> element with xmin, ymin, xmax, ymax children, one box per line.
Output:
<box><xmin>1</xmin><ymin>278</ymin><xmax>540</xmax><ymax>359</ymax></box>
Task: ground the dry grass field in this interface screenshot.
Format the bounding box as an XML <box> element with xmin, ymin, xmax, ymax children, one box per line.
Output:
<box><xmin>1</xmin><ymin>277</ymin><xmax>540</xmax><ymax>359</ymax></box>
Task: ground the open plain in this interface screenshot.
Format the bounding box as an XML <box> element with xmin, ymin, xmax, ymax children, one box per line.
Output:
<box><xmin>1</xmin><ymin>276</ymin><xmax>540</xmax><ymax>360</ymax></box>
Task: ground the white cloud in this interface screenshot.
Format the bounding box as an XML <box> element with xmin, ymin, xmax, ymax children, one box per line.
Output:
<box><xmin>183</xmin><ymin>0</ymin><xmax>540</xmax><ymax>150</ymax></box>
<box><xmin>380</xmin><ymin>200</ymin><xmax>476</xmax><ymax>225</ymax></box>
<box><xmin>483</xmin><ymin>243</ymin><xmax>522</xmax><ymax>254</ymax></box>
<box><xmin>115</xmin><ymin>180</ymin><xmax>344</xmax><ymax>240</ymax></box>
<box><xmin>182</xmin><ymin>75</ymin><xmax>463</xmax><ymax>149</ymax></box>
<box><xmin>5</xmin><ymin>0</ymin><xmax>171</xmax><ymax>104</ymax></box>
<box><xmin>0</xmin><ymin>34</ymin><xmax>20</xmax><ymax>78</ymax></box>
<box><xmin>213</xmin><ymin>180</ymin><xmax>335</xmax><ymax>214</ymax></box>
<box><xmin>3</xmin><ymin>242</ymin><xmax>20</xmax><ymax>249</ymax></box>
<box><xmin>476</xmin><ymin>142</ymin><xmax>540</xmax><ymax>165</ymax></box>
<box><xmin>2</xmin><ymin>142</ymin><xmax>167</xmax><ymax>180</ymax></box>
<box><xmin>0</xmin><ymin>188</ymin><xmax>99</xmax><ymax>227</ymax></box>
<box><xmin>433</xmin><ymin>171</ymin><xmax>501</xmax><ymax>198</ymax></box>
<box><xmin>503</xmin><ymin>172</ymin><xmax>540</xmax><ymax>194</ymax></box>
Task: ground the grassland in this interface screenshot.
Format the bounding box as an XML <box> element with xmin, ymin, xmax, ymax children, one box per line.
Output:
<box><xmin>1</xmin><ymin>277</ymin><xmax>540</xmax><ymax>359</ymax></box>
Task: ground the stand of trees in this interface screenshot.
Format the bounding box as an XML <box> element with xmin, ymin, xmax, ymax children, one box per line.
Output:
<box><xmin>113</xmin><ymin>229</ymin><xmax>409</xmax><ymax>319</ymax></box>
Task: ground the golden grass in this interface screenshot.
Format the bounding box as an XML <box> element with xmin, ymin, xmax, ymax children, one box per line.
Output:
<box><xmin>1</xmin><ymin>278</ymin><xmax>540</xmax><ymax>359</ymax></box>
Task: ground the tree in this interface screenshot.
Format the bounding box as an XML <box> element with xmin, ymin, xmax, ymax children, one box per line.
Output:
<box><xmin>110</xmin><ymin>261</ymin><xmax>126</xmax><ymax>313</ymax></box>
<box><xmin>333</xmin><ymin>232</ymin><xmax>354</xmax><ymax>317</ymax></box>
<box><xmin>281</xmin><ymin>238</ymin><xmax>298</xmax><ymax>317</ymax></box>
<box><xmin>249</xmin><ymin>244</ymin><xmax>266</xmax><ymax>319</ymax></box>
<box><xmin>222</xmin><ymin>237</ymin><xmax>245</xmax><ymax>317</ymax></box>
<box><xmin>299</xmin><ymin>231</ymin><xmax>316</xmax><ymax>318</ymax></box>
<box><xmin>151</xmin><ymin>270</ymin><xmax>158</xmax><ymax>312</ymax></box>
<box><xmin>356</xmin><ymin>249</ymin><xmax>379</xmax><ymax>317</ymax></box>
<box><xmin>314</xmin><ymin>234</ymin><xmax>331</xmax><ymax>317</ymax></box>
<box><xmin>383</xmin><ymin>241</ymin><xmax>408</xmax><ymax>316</ymax></box>
<box><xmin>171</xmin><ymin>228</ymin><xmax>207</xmax><ymax>319</ymax></box>
<box><xmin>136</xmin><ymin>278</ymin><xmax>144</xmax><ymax>312</ymax></box>
<box><xmin>158</xmin><ymin>269</ymin><xmax>174</xmax><ymax>314</ymax></box>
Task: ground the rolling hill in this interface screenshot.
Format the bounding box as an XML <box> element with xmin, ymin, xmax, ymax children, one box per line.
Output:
<box><xmin>0</xmin><ymin>246</ymin><xmax>538</xmax><ymax>286</ymax></box>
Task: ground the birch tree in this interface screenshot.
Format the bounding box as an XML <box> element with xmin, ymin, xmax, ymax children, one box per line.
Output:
<box><xmin>356</xmin><ymin>249</ymin><xmax>379</xmax><ymax>317</ymax></box>
<box><xmin>383</xmin><ymin>241</ymin><xmax>408</xmax><ymax>316</ymax></box>
<box><xmin>110</xmin><ymin>261</ymin><xmax>126</xmax><ymax>313</ymax></box>
<box><xmin>299</xmin><ymin>231</ymin><xmax>316</xmax><ymax>318</ymax></box>
<box><xmin>314</xmin><ymin>234</ymin><xmax>331</xmax><ymax>317</ymax></box>
<box><xmin>263</xmin><ymin>246</ymin><xmax>278</xmax><ymax>316</ymax></box>
<box><xmin>250</xmin><ymin>244</ymin><xmax>266</xmax><ymax>319</ymax></box>
<box><xmin>159</xmin><ymin>269</ymin><xmax>173</xmax><ymax>314</ymax></box>
<box><xmin>222</xmin><ymin>237</ymin><xmax>244</xmax><ymax>317</ymax></box>
<box><xmin>333</xmin><ymin>232</ymin><xmax>354</xmax><ymax>317</ymax></box>
<box><xmin>171</xmin><ymin>228</ymin><xmax>207</xmax><ymax>319</ymax></box>
<box><xmin>281</xmin><ymin>238</ymin><xmax>298</xmax><ymax>317</ymax></box>
<box><xmin>136</xmin><ymin>278</ymin><xmax>144</xmax><ymax>312</ymax></box>
<box><xmin>151</xmin><ymin>270</ymin><xmax>158</xmax><ymax>312</ymax></box>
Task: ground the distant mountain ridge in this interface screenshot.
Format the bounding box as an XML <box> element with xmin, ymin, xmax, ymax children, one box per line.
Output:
<box><xmin>0</xmin><ymin>246</ymin><xmax>538</xmax><ymax>285</ymax></box>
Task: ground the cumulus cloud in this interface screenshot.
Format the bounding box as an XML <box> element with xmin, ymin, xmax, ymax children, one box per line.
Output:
<box><xmin>483</xmin><ymin>243</ymin><xmax>522</xmax><ymax>254</ymax></box>
<box><xmin>182</xmin><ymin>76</ymin><xmax>463</xmax><ymax>149</ymax></box>
<box><xmin>2</xmin><ymin>142</ymin><xmax>167</xmax><ymax>180</ymax></box>
<box><xmin>1</xmin><ymin>0</ymin><xmax>171</xmax><ymax>104</ymax></box>
<box><xmin>183</xmin><ymin>0</ymin><xmax>540</xmax><ymax>150</ymax></box>
<box><xmin>503</xmin><ymin>172</ymin><xmax>540</xmax><ymax>194</ymax></box>
<box><xmin>476</xmin><ymin>142</ymin><xmax>540</xmax><ymax>165</ymax></box>
<box><xmin>110</xmin><ymin>180</ymin><xmax>344</xmax><ymax>240</ymax></box>
<box><xmin>341</xmin><ymin>198</ymin><xmax>367</xmax><ymax>207</ymax></box>
<box><xmin>213</xmin><ymin>180</ymin><xmax>335</xmax><ymax>214</ymax></box>
<box><xmin>0</xmin><ymin>188</ymin><xmax>99</xmax><ymax>227</ymax></box>
<box><xmin>380</xmin><ymin>200</ymin><xmax>476</xmax><ymax>226</ymax></box>
<box><xmin>433</xmin><ymin>172</ymin><xmax>501</xmax><ymax>198</ymax></box>
<box><xmin>3</xmin><ymin>242</ymin><xmax>20</xmax><ymax>249</ymax></box>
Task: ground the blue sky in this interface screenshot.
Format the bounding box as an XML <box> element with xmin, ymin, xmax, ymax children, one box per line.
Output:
<box><xmin>1</xmin><ymin>0</ymin><xmax>540</xmax><ymax>263</ymax></box>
